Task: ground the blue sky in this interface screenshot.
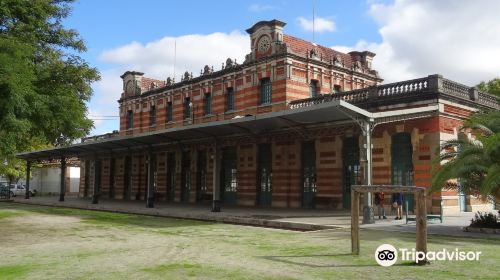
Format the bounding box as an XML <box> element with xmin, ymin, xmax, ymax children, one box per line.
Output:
<box><xmin>61</xmin><ymin>0</ymin><xmax>500</xmax><ymax>136</ymax></box>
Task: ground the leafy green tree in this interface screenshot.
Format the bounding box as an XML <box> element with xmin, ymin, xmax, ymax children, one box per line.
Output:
<box><xmin>431</xmin><ymin>111</ymin><xmax>500</xmax><ymax>201</ymax></box>
<box><xmin>477</xmin><ymin>78</ymin><xmax>500</xmax><ymax>97</ymax></box>
<box><xmin>0</xmin><ymin>0</ymin><xmax>99</xmax><ymax>181</ymax></box>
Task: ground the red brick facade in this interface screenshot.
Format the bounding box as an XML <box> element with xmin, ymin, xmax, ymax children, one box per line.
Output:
<box><xmin>75</xmin><ymin>20</ymin><xmax>497</xmax><ymax>214</ymax></box>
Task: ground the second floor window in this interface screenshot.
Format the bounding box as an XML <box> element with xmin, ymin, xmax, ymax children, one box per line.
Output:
<box><xmin>310</xmin><ymin>80</ymin><xmax>318</xmax><ymax>98</ymax></box>
<box><xmin>150</xmin><ymin>105</ymin><xmax>156</xmax><ymax>126</ymax></box>
<box><xmin>204</xmin><ymin>93</ymin><xmax>212</xmax><ymax>115</ymax></box>
<box><xmin>166</xmin><ymin>102</ymin><xmax>173</xmax><ymax>122</ymax></box>
<box><xmin>126</xmin><ymin>110</ymin><xmax>133</xmax><ymax>129</ymax></box>
<box><xmin>260</xmin><ymin>78</ymin><xmax>272</xmax><ymax>105</ymax></box>
<box><xmin>184</xmin><ymin>97</ymin><xmax>191</xmax><ymax>119</ymax></box>
<box><xmin>226</xmin><ymin>87</ymin><xmax>234</xmax><ymax>111</ymax></box>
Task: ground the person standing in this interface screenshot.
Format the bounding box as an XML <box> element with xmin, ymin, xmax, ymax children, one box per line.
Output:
<box><xmin>392</xmin><ymin>192</ymin><xmax>403</xmax><ymax>220</ymax></box>
<box><xmin>374</xmin><ymin>192</ymin><xmax>387</xmax><ymax>219</ymax></box>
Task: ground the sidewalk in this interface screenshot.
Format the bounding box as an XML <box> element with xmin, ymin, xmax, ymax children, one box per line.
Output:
<box><xmin>9</xmin><ymin>196</ymin><xmax>499</xmax><ymax>238</ymax></box>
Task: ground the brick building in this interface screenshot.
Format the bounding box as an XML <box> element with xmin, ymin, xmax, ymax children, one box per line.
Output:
<box><xmin>19</xmin><ymin>19</ymin><xmax>499</xmax><ymax>215</ymax></box>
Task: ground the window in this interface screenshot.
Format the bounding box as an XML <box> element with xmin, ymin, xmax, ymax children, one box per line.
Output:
<box><xmin>310</xmin><ymin>80</ymin><xmax>319</xmax><ymax>97</ymax></box>
<box><xmin>333</xmin><ymin>85</ymin><xmax>341</xmax><ymax>94</ymax></box>
<box><xmin>150</xmin><ymin>105</ymin><xmax>156</xmax><ymax>126</ymax></box>
<box><xmin>260</xmin><ymin>78</ymin><xmax>272</xmax><ymax>104</ymax></box>
<box><xmin>166</xmin><ymin>102</ymin><xmax>173</xmax><ymax>122</ymax></box>
<box><xmin>184</xmin><ymin>97</ymin><xmax>191</xmax><ymax>119</ymax></box>
<box><xmin>204</xmin><ymin>93</ymin><xmax>212</xmax><ymax>115</ymax></box>
<box><xmin>126</xmin><ymin>110</ymin><xmax>133</xmax><ymax>129</ymax></box>
<box><xmin>226</xmin><ymin>87</ymin><xmax>234</xmax><ymax>111</ymax></box>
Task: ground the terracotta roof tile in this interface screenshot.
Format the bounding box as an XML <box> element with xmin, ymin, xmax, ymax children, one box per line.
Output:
<box><xmin>283</xmin><ymin>34</ymin><xmax>353</xmax><ymax>67</ymax></box>
<box><xmin>141</xmin><ymin>77</ymin><xmax>166</xmax><ymax>92</ymax></box>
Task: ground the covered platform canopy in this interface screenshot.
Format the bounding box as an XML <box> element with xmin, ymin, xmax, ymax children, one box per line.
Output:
<box><xmin>17</xmin><ymin>100</ymin><xmax>370</xmax><ymax>160</ymax></box>
<box><xmin>17</xmin><ymin>98</ymin><xmax>439</xmax><ymax>217</ymax></box>
<box><xmin>17</xmin><ymin>99</ymin><xmax>437</xmax><ymax>161</ymax></box>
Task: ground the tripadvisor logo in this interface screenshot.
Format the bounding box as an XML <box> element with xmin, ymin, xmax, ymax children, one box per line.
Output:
<box><xmin>375</xmin><ymin>244</ymin><xmax>482</xmax><ymax>266</ymax></box>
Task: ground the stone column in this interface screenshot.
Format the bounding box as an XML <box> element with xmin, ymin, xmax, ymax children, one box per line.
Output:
<box><xmin>59</xmin><ymin>157</ymin><xmax>66</xmax><ymax>202</ymax></box>
<box><xmin>25</xmin><ymin>161</ymin><xmax>31</xmax><ymax>199</ymax></box>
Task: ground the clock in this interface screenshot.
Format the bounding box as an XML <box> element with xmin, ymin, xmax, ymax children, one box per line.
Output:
<box><xmin>258</xmin><ymin>36</ymin><xmax>271</xmax><ymax>53</ymax></box>
<box><xmin>125</xmin><ymin>80</ymin><xmax>135</xmax><ymax>95</ymax></box>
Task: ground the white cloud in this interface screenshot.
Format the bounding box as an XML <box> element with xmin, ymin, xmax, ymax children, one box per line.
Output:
<box><xmin>297</xmin><ymin>16</ymin><xmax>336</xmax><ymax>33</ymax></box>
<box><xmin>99</xmin><ymin>31</ymin><xmax>249</xmax><ymax>81</ymax></box>
<box><xmin>90</xmin><ymin>31</ymin><xmax>250</xmax><ymax>135</ymax></box>
<box><xmin>335</xmin><ymin>0</ymin><xmax>500</xmax><ymax>85</ymax></box>
<box><xmin>248</xmin><ymin>4</ymin><xmax>277</xmax><ymax>12</ymax></box>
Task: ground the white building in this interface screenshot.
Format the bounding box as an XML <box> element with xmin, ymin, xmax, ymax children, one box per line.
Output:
<box><xmin>29</xmin><ymin>166</ymin><xmax>80</xmax><ymax>195</ymax></box>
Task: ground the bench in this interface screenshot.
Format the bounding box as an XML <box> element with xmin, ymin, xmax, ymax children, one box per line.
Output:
<box><xmin>405</xmin><ymin>200</ymin><xmax>443</xmax><ymax>224</ymax></box>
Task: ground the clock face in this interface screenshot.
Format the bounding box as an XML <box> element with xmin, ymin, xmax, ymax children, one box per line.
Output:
<box><xmin>258</xmin><ymin>36</ymin><xmax>271</xmax><ymax>53</ymax></box>
<box><xmin>126</xmin><ymin>80</ymin><xmax>134</xmax><ymax>95</ymax></box>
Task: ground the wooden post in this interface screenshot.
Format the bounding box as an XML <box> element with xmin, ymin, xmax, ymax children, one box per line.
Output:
<box><xmin>416</xmin><ymin>189</ymin><xmax>428</xmax><ymax>264</ymax></box>
<box><xmin>351</xmin><ymin>189</ymin><xmax>360</xmax><ymax>255</ymax></box>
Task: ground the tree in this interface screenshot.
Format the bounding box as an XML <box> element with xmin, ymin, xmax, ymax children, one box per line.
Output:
<box><xmin>431</xmin><ymin>111</ymin><xmax>500</xmax><ymax>201</ymax></box>
<box><xmin>431</xmin><ymin>79</ymin><xmax>500</xmax><ymax>201</ymax></box>
<box><xmin>477</xmin><ymin>78</ymin><xmax>500</xmax><ymax>97</ymax></box>
<box><xmin>0</xmin><ymin>0</ymin><xmax>99</xmax><ymax>180</ymax></box>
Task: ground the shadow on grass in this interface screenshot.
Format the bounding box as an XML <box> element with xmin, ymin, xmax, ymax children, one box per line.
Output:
<box><xmin>258</xmin><ymin>253</ymin><xmax>379</xmax><ymax>268</ymax></box>
<box><xmin>259</xmin><ymin>254</ymin><xmax>425</xmax><ymax>268</ymax></box>
<box><xmin>0</xmin><ymin>202</ymin><xmax>213</xmax><ymax>229</ymax></box>
<box><xmin>355</xmin><ymin>228</ymin><xmax>500</xmax><ymax>245</ymax></box>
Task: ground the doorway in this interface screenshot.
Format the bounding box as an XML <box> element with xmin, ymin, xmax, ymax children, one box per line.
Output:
<box><xmin>391</xmin><ymin>133</ymin><xmax>414</xmax><ymax>211</ymax></box>
<box><xmin>221</xmin><ymin>147</ymin><xmax>237</xmax><ymax>205</ymax></box>
<box><xmin>181</xmin><ymin>151</ymin><xmax>191</xmax><ymax>202</ymax></box>
<box><xmin>109</xmin><ymin>158</ymin><xmax>115</xmax><ymax>199</ymax></box>
<box><xmin>166</xmin><ymin>152</ymin><xmax>176</xmax><ymax>202</ymax></box>
<box><xmin>342</xmin><ymin>137</ymin><xmax>360</xmax><ymax>209</ymax></box>
<box><xmin>196</xmin><ymin>150</ymin><xmax>207</xmax><ymax>202</ymax></box>
<box><xmin>257</xmin><ymin>144</ymin><xmax>272</xmax><ymax>206</ymax></box>
<box><xmin>84</xmin><ymin>160</ymin><xmax>90</xmax><ymax>198</ymax></box>
<box><xmin>301</xmin><ymin>141</ymin><xmax>316</xmax><ymax>208</ymax></box>
<box><xmin>123</xmin><ymin>156</ymin><xmax>132</xmax><ymax>200</ymax></box>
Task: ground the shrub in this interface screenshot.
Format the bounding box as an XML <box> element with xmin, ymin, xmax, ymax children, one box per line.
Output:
<box><xmin>470</xmin><ymin>211</ymin><xmax>499</xmax><ymax>228</ymax></box>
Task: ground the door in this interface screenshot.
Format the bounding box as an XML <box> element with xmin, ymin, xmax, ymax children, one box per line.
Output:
<box><xmin>342</xmin><ymin>137</ymin><xmax>360</xmax><ymax>209</ymax></box>
<box><xmin>221</xmin><ymin>147</ymin><xmax>237</xmax><ymax>205</ymax></box>
<box><xmin>391</xmin><ymin>133</ymin><xmax>414</xmax><ymax>211</ymax></box>
<box><xmin>196</xmin><ymin>151</ymin><xmax>207</xmax><ymax>202</ymax></box>
<box><xmin>166</xmin><ymin>152</ymin><xmax>176</xmax><ymax>202</ymax></box>
<box><xmin>123</xmin><ymin>156</ymin><xmax>132</xmax><ymax>200</ymax></box>
<box><xmin>257</xmin><ymin>144</ymin><xmax>272</xmax><ymax>206</ymax></box>
<box><xmin>181</xmin><ymin>151</ymin><xmax>191</xmax><ymax>202</ymax></box>
<box><xmin>301</xmin><ymin>141</ymin><xmax>316</xmax><ymax>208</ymax></box>
<box><xmin>109</xmin><ymin>158</ymin><xmax>116</xmax><ymax>199</ymax></box>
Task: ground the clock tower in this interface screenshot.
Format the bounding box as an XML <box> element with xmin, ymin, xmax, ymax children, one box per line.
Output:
<box><xmin>246</xmin><ymin>19</ymin><xmax>286</xmax><ymax>60</ymax></box>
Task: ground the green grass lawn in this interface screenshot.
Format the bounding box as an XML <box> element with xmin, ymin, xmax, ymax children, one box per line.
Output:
<box><xmin>0</xmin><ymin>202</ymin><xmax>498</xmax><ymax>280</ymax></box>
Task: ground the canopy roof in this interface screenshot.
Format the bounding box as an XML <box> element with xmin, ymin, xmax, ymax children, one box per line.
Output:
<box><xmin>17</xmin><ymin>100</ymin><xmax>438</xmax><ymax>161</ymax></box>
